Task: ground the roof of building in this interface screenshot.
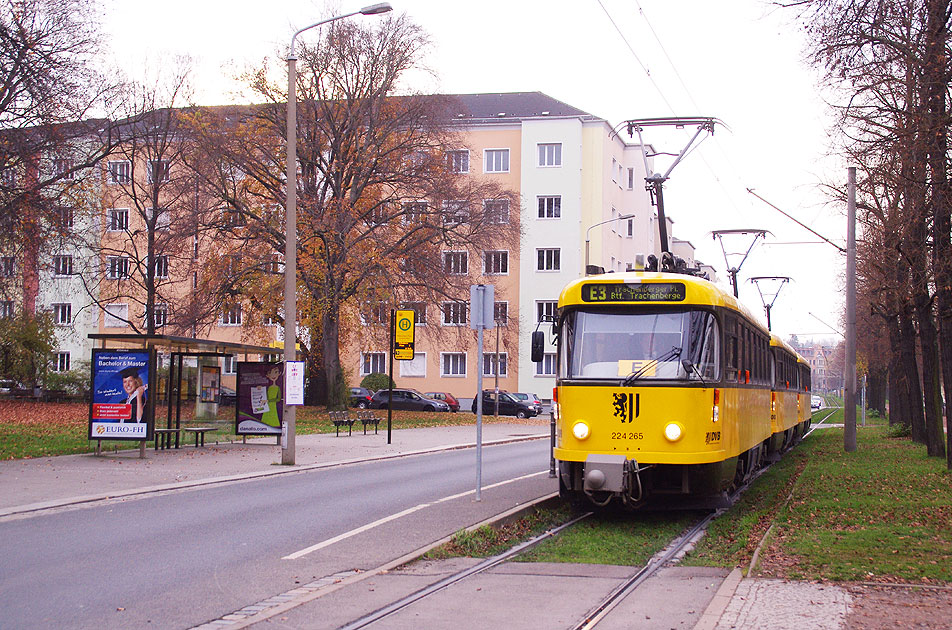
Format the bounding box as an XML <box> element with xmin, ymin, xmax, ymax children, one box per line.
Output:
<box><xmin>447</xmin><ymin>92</ymin><xmax>598</xmax><ymax>122</ymax></box>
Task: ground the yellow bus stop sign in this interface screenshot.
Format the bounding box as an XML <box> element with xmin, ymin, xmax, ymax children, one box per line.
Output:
<box><xmin>394</xmin><ymin>310</ymin><xmax>415</xmax><ymax>360</ymax></box>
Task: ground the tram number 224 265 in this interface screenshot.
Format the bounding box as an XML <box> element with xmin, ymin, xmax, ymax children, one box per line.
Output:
<box><xmin>611</xmin><ymin>431</ymin><xmax>644</xmax><ymax>440</ymax></box>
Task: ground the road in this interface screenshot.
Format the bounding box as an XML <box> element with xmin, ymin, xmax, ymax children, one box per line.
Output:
<box><xmin>0</xmin><ymin>439</ymin><xmax>553</xmax><ymax>630</ymax></box>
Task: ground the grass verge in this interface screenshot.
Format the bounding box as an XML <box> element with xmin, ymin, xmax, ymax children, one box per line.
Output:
<box><xmin>0</xmin><ymin>400</ymin><xmax>536</xmax><ymax>460</ymax></box>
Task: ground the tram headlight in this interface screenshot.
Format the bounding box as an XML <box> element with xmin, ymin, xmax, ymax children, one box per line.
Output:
<box><xmin>663</xmin><ymin>422</ymin><xmax>683</xmax><ymax>442</ymax></box>
<box><xmin>572</xmin><ymin>421</ymin><xmax>591</xmax><ymax>440</ymax></box>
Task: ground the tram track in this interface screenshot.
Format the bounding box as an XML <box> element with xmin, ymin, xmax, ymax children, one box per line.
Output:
<box><xmin>339</xmin><ymin>452</ymin><xmax>781</xmax><ymax>630</ymax></box>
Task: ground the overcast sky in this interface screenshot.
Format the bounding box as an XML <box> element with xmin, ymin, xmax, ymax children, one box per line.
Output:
<box><xmin>102</xmin><ymin>0</ymin><xmax>848</xmax><ymax>345</ymax></box>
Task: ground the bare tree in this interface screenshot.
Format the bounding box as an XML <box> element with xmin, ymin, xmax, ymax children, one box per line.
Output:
<box><xmin>190</xmin><ymin>15</ymin><xmax>519</xmax><ymax>406</ymax></box>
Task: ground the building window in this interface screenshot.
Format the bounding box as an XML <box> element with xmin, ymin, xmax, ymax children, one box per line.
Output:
<box><xmin>483</xmin><ymin>250</ymin><xmax>508</xmax><ymax>275</ymax></box>
<box><xmin>536</xmin><ymin>353</ymin><xmax>557</xmax><ymax>376</ymax></box>
<box><xmin>148</xmin><ymin>207</ymin><xmax>170</xmax><ymax>230</ymax></box>
<box><xmin>53</xmin><ymin>158</ymin><xmax>74</xmax><ymax>180</ymax></box>
<box><xmin>402</xmin><ymin>202</ymin><xmax>427</xmax><ymax>223</ymax></box>
<box><xmin>441</xmin><ymin>352</ymin><xmax>466</xmax><ymax>376</ymax></box>
<box><xmin>108</xmin><ymin>208</ymin><xmax>129</xmax><ymax>231</ymax></box>
<box><xmin>53</xmin><ymin>352</ymin><xmax>71</xmax><ymax>372</ymax></box>
<box><xmin>484</xmin><ymin>199</ymin><xmax>510</xmax><ymax>224</ymax></box>
<box><xmin>494</xmin><ymin>301</ymin><xmax>508</xmax><ymax>326</ymax></box>
<box><xmin>627</xmin><ymin>218</ymin><xmax>634</xmax><ymax>237</ymax></box>
<box><xmin>628</xmin><ymin>167</ymin><xmax>635</xmax><ymax>190</ymax></box>
<box><xmin>104</xmin><ymin>303</ymin><xmax>128</xmax><ymax>327</ymax></box>
<box><xmin>52</xmin><ymin>255</ymin><xmax>73</xmax><ymax>276</ymax></box>
<box><xmin>447</xmin><ymin>150</ymin><xmax>469</xmax><ymax>173</ymax></box>
<box><xmin>154</xmin><ymin>255</ymin><xmax>169</xmax><ymax>279</ymax></box>
<box><xmin>221</xmin><ymin>304</ymin><xmax>242</xmax><ymax>326</ymax></box>
<box><xmin>108</xmin><ymin>256</ymin><xmax>129</xmax><ymax>279</ymax></box>
<box><xmin>483</xmin><ymin>353</ymin><xmax>508</xmax><ymax>377</ymax></box>
<box><xmin>148</xmin><ymin>304</ymin><xmax>168</xmax><ymax>328</ymax></box>
<box><xmin>1</xmin><ymin>168</ymin><xmax>15</xmax><ymax>187</ymax></box>
<box><xmin>441</xmin><ymin>301</ymin><xmax>467</xmax><ymax>326</ymax></box>
<box><xmin>148</xmin><ymin>160</ymin><xmax>170</xmax><ymax>183</ymax></box>
<box><xmin>538</xmin><ymin>143</ymin><xmax>562</xmax><ymax>167</ymax></box>
<box><xmin>443</xmin><ymin>251</ymin><xmax>468</xmax><ymax>275</ymax></box>
<box><xmin>360</xmin><ymin>302</ymin><xmax>389</xmax><ymax>326</ymax></box>
<box><xmin>0</xmin><ymin>301</ymin><xmax>14</xmax><ymax>318</ymax></box>
<box><xmin>536</xmin><ymin>248</ymin><xmax>561</xmax><ymax>271</ymax></box>
<box><xmin>537</xmin><ymin>300</ymin><xmax>557</xmax><ymax>323</ymax></box>
<box><xmin>52</xmin><ymin>303</ymin><xmax>71</xmax><ymax>325</ymax></box>
<box><xmin>484</xmin><ymin>149</ymin><xmax>509</xmax><ymax>173</ymax></box>
<box><xmin>0</xmin><ymin>257</ymin><xmax>14</xmax><ymax>277</ymax></box>
<box><xmin>224</xmin><ymin>355</ymin><xmax>238</xmax><ymax>374</ymax></box>
<box><xmin>442</xmin><ymin>200</ymin><xmax>468</xmax><ymax>226</ymax></box>
<box><xmin>400</xmin><ymin>352</ymin><xmax>426</xmax><ymax>377</ymax></box>
<box><xmin>56</xmin><ymin>206</ymin><xmax>74</xmax><ymax>229</ymax></box>
<box><xmin>538</xmin><ymin>196</ymin><xmax>561</xmax><ymax>218</ymax></box>
<box><xmin>361</xmin><ymin>352</ymin><xmax>387</xmax><ymax>375</ymax></box>
<box><xmin>223</xmin><ymin>207</ymin><xmax>246</xmax><ymax>227</ymax></box>
<box><xmin>107</xmin><ymin>160</ymin><xmax>131</xmax><ymax>184</ymax></box>
<box><xmin>403</xmin><ymin>302</ymin><xmax>427</xmax><ymax>325</ymax></box>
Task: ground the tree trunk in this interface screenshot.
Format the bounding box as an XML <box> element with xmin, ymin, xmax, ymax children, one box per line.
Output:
<box><xmin>321</xmin><ymin>306</ymin><xmax>346</xmax><ymax>410</ymax></box>
<box><xmin>886</xmin><ymin>315</ymin><xmax>906</xmax><ymax>427</ymax></box>
<box><xmin>899</xmin><ymin>306</ymin><xmax>926</xmax><ymax>442</ymax></box>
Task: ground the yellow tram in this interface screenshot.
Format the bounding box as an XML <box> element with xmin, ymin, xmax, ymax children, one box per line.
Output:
<box><xmin>531</xmin><ymin>270</ymin><xmax>809</xmax><ymax>508</ymax></box>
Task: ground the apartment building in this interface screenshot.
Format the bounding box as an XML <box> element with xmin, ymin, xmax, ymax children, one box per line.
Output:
<box><xmin>344</xmin><ymin>93</ymin><xmax>697</xmax><ymax>400</ymax></box>
<box><xmin>20</xmin><ymin>92</ymin><xmax>697</xmax><ymax>401</ymax></box>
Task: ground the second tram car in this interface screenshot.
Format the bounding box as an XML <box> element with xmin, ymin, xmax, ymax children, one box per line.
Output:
<box><xmin>532</xmin><ymin>270</ymin><xmax>810</xmax><ymax>508</ymax></box>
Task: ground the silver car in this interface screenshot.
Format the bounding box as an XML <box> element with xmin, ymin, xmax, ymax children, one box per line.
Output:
<box><xmin>511</xmin><ymin>392</ymin><xmax>543</xmax><ymax>415</ymax></box>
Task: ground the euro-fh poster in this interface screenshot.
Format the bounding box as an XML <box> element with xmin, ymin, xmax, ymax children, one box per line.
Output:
<box><xmin>235</xmin><ymin>362</ymin><xmax>283</xmax><ymax>436</ymax></box>
<box><xmin>88</xmin><ymin>348</ymin><xmax>155</xmax><ymax>441</ymax></box>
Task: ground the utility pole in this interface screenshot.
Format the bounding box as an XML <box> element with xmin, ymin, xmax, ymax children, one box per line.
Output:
<box><xmin>844</xmin><ymin>167</ymin><xmax>857</xmax><ymax>452</ymax></box>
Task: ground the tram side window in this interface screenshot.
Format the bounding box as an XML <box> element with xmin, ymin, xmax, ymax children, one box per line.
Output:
<box><xmin>725</xmin><ymin>316</ymin><xmax>739</xmax><ymax>382</ymax></box>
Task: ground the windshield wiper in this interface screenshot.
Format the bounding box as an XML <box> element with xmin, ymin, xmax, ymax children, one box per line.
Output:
<box><xmin>622</xmin><ymin>346</ymin><xmax>682</xmax><ymax>386</ymax></box>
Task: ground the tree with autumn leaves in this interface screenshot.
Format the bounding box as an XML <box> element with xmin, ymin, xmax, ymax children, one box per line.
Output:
<box><xmin>795</xmin><ymin>0</ymin><xmax>952</xmax><ymax>465</ymax></box>
<box><xmin>189</xmin><ymin>15</ymin><xmax>519</xmax><ymax>407</ymax></box>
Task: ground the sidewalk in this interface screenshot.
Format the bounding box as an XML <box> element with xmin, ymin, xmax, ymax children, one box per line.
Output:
<box><xmin>0</xmin><ymin>422</ymin><xmax>549</xmax><ymax>516</ymax></box>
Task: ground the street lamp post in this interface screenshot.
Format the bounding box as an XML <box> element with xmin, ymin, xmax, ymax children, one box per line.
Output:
<box><xmin>283</xmin><ymin>3</ymin><xmax>392</xmax><ymax>466</ymax></box>
<box><xmin>584</xmin><ymin>214</ymin><xmax>635</xmax><ymax>273</ymax></box>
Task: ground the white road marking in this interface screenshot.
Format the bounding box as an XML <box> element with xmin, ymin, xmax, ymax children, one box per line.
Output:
<box><xmin>282</xmin><ymin>470</ymin><xmax>547</xmax><ymax>560</ymax></box>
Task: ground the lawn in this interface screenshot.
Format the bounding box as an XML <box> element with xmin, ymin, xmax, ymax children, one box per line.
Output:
<box><xmin>0</xmin><ymin>400</ymin><xmax>530</xmax><ymax>460</ymax></box>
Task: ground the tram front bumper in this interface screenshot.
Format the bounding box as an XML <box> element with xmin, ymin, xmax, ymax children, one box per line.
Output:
<box><xmin>583</xmin><ymin>454</ymin><xmax>628</xmax><ymax>493</ymax></box>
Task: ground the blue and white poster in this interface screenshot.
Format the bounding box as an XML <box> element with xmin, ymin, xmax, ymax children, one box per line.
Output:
<box><xmin>88</xmin><ymin>349</ymin><xmax>154</xmax><ymax>441</ymax></box>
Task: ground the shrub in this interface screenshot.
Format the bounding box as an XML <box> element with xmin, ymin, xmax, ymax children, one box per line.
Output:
<box><xmin>361</xmin><ymin>372</ymin><xmax>393</xmax><ymax>391</ymax></box>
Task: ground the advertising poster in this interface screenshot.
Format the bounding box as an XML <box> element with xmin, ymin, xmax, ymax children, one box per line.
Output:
<box><xmin>200</xmin><ymin>365</ymin><xmax>220</xmax><ymax>403</ymax></box>
<box><xmin>88</xmin><ymin>349</ymin><xmax>154</xmax><ymax>441</ymax></box>
<box><xmin>235</xmin><ymin>362</ymin><xmax>283</xmax><ymax>435</ymax></box>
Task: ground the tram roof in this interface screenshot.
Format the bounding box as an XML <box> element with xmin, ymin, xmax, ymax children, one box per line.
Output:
<box><xmin>558</xmin><ymin>271</ymin><xmax>765</xmax><ymax>329</ymax></box>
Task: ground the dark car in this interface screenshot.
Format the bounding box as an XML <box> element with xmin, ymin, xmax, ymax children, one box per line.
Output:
<box><xmin>370</xmin><ymin>388</ymin><xmax>450</xmax><ymax>412</ymax></box>
<box><xmin>511</xmin><ymin>392</ymin><xmax>543</xmax><ymax>415</ymax></box>
<box><xmin>219</xmin><ymin>386</ymin><xmax>236</xmax><ymax>406</ymax></box>
<box><xmin>471</xmin><ymin>390</ymin><xmax>537</xmax><ymax>419</ymax></box>
<box><xmin>424</xmin><ymin>391</ymin><xmax>460</xmax><ymax>412</ymax></box>
<box><xmin>350</xmin><ymin>386</ymin><xmax>374</xmax><ymax>409</ymax></box>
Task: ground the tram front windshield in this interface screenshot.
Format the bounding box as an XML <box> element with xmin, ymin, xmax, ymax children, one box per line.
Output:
<box><xmin>560</xmin><ymin>308</ymin><xmax>719</xmax><ymax>381</ymax></box>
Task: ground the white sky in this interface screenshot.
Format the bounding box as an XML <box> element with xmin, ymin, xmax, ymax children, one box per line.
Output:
<box><xmin>102</xmin><ymin>0</ymin><xmax>847</xmax><ymax>345</ymax></box>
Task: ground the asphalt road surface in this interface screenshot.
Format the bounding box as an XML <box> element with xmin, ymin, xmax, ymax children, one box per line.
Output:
<box><xmin>0</xmin><ymin>439</ymin><xmax>553</xmax><ymax>630</ymax></box>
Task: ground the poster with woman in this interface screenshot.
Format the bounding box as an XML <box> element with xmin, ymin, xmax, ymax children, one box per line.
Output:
<box><xmin>235</xmin><ymin>362</ymin><xmax>283</xmax><ymax>435</ymax></box>
<box><xmin>88</xmin><ymin>349</ymin><xmax>154</xmax><ymax>441</ymax></box>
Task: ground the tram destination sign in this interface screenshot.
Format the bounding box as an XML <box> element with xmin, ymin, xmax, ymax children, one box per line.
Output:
<box><xmin>581</xmin><ymin>282</ymin><xmax>686</xmax><ymax>303</ymax></box>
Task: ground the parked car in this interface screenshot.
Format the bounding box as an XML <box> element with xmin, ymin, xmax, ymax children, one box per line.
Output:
<box><xmin>370</xmin><ymin>388</ymin><xmax>450</xmax><ymax>412</ymax></box>
<box><xmin>471</xmin><ymin>390</ymin><xmax>537</xmax><ymax>419</ymax></box>
<box><xmin>511</xmin><ymin>392</ymin><xmax>543</xmax><ymax>415</ymax></box>
<box><xmin>811</xmin><ymin>395</ymin><xmax>823</xmax><ymax>410</ymax></box>
<box><xmin>350</xmin><ymin>387</ymin><xmax>374</xmax><ymax>409</ymax></box>
<box><xmin>220</xmin><ymin>386</ymin><xmax>236</xmax><ymax>406</ymax></box>
<box><xmin>424</xmin><ymin>391</ymin><xmax>460</xmax><ymax>412</ymax></box>
<box><xmin>0</xmin><ymin>380</ymin><xmax>22</xmax><ymax>395</ymax></box>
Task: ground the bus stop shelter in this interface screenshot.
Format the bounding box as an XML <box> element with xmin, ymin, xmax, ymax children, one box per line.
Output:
<box><xmin>89</xmin><ymin>334</ymin><xmax>291</xmax><ymax>452</ymax></box>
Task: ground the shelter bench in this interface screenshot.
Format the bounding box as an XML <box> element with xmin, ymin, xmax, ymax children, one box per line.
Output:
<box><xmin>356</xmin><ymin>410</ymin><xmax>381</xmax><ymax>435</ymax></box>
<box><xmin>153</xmin><ymin>428</ymin><xmax>181</xmax><ymax>450</ymax></box>
<box><xmin>183</xmin><ymin>427</ymin><xmax>215</xmax><ymax>447</ymax></box>
<box><xmin>329</xmin><ymin>410</ymin><xmax>355</xmax><ymax>436</ymax></box>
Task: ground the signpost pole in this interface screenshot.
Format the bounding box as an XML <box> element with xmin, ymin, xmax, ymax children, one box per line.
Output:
<box><xmin>470</xmin><ymin>284</ymin><xmax>494</xmax><ymax>502</ymax></box>
<box><xmin>388</xmin><ymin>309</ymin><xmax>394</xmax><ymax>444</ymax></box>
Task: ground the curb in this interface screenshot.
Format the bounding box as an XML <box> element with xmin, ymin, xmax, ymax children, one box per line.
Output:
<box><xmin>694</xmin><ymin>567</ymin><xmax>743</xmax><ymax>630</ymax></box>
<box><xmin>0</xmin><ymin>433</ymin><xmax>549</xmax><ymax>518</ymax></box>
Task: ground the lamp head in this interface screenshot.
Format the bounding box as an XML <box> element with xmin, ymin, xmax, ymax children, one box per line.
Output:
<box><xmin>360</xmin><ymin>3</ymin><xmax>393</xmax><ymax>14</ymax></box>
